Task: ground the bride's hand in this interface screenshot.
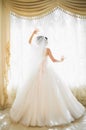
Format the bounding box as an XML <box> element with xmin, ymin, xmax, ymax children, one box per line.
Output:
<box><xmin>61</xmin><ymin>56</ymin><xmax>64</xmax><ymax>62</ymax></box>
<box><xmin>33</xmin><ymin>29</ymin><xmax>39</xmax><ymax>34</ymax></box>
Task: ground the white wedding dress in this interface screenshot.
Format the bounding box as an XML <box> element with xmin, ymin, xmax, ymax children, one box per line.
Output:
<box><xmin>10</xmin><ymin>40</ymin><xmax>85</xmax><ymax>127</ymax></box>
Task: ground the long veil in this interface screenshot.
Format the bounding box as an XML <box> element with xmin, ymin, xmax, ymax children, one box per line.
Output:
<box><xmin>18</xmin><ymin>38</ymin><xmax>47</xmax><ymax>91</ymax></box>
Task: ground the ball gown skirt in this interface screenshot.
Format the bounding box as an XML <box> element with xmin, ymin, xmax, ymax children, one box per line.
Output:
<box><xmin>10</xmin><ymin>49</ymin><xmax>85</xmax><ymax>127</ymax></box>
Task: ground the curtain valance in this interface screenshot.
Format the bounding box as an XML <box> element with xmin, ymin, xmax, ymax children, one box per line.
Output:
<box><xmin>4</xmin><ymin>0</ymin><xmax>58</xmax><ymax>17</ymax></box>
<box><xmin>4</xmin><ymin>0</ymin><xmax>86</xmax><ymax>17</ymax></box>
<box><xmin>58</xmin><ymin>0</ymin><xmax>86</xmax><ymax>16</ymax></box>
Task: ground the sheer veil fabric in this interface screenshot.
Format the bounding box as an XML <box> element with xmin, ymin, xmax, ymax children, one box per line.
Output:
<box><xmin>10</xmin><ymin>39</ymin><xmax>85</xmax><ymax>127</ymax></box>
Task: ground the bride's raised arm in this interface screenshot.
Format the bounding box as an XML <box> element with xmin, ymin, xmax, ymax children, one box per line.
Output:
<box><xmin>28</xmin><ymin>29</ymin><xmax>39</xmax><ymax>44</ymax></box>
<box><xmin>46</xmin><ymin>48</ymin><xmax>64</xmax><ymax>62</ymax></box>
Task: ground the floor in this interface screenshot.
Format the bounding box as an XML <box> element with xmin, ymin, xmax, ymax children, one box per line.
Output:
<box><xmin>0</xmin><ymin>108</ymin><xmax>86</xmax><ymax>130</ymax></box>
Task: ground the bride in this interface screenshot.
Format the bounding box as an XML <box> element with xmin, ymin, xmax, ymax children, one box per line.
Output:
<box><xmin>10</xmin><ymin>29</ymin><xmax>85</xmax><ymax>127</ymax></box>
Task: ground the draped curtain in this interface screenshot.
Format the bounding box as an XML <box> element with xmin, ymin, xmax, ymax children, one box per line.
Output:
<box><xmin>5</xmin><ymin>0</ymin><xmax>86</xmax><ymax>17</ymax></box>
<box><xmin>0</xmin><ymin>0</ymin><xmax>10</xmax><ymax>109</ymax></box>
<box><xmin>0</xmin><ymin>0</ymin><xmax>86</xmax><ymax>109</ymax></box>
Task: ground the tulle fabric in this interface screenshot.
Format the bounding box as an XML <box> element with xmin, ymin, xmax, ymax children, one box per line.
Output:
<box><xmin>10</xmin><ymin>44</ymin><xmax>85</xmax><ymax>127</ymax></box>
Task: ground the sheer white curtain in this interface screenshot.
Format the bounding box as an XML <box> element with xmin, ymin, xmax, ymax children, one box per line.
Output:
<box><xmin>8</xmin><ymin>9</ymin><xmax>86</xmax><ymax>97</ymax></box>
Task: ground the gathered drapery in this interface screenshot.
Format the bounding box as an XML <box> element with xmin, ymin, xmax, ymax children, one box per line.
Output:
<box><xmin>0</xmin><ymin>0</ymin><xmax>86</xmax><ymax>109</ymax></box>
<box><xmin>0</xmin><ymin>0</ymin><xmax>10</xmax><ymax>109</ymax></box>
<box><xmin>4</xmin><ymin>0</ymin><xmax>86</xmax><ymax>17</ymax></box>
<box><xmin>5</xmin><ymin>0</ymin><xmax>58</xmax><ymax>17</ymax></box>
<box><xmin>58</xmin><ymin>0</ymin><xmax>86</xmax><ymax>17</ymax></box>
